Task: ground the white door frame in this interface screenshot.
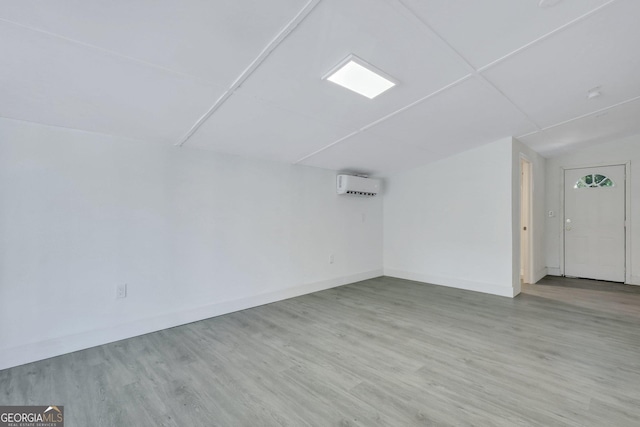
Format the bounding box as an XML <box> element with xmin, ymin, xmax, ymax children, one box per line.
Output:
<box><xmin>559</xmin><ymin>161</ymin><xmax>631</xmax><ymax>284</ymax></box>
<box><xmin>520</xmin><ymin>155</ymin><xmax>533</xmax><ymax>284</ymax></box>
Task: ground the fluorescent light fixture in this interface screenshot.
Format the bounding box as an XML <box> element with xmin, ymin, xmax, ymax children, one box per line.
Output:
<box><xmin>323</xmin><ymin>55</ymin><xmax>397</xmax><ymax>99</ymax></box>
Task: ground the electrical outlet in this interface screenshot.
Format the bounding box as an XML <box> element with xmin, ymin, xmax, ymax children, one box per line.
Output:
<box><xmin>116</xmin><ymin>283</ymin><xmax>127</xmax><ymax>299</ymax></box>
<box><xmin>329</xmin><ymin>254</ymin><xmax>335</xmax><ymax>264</ymax></box>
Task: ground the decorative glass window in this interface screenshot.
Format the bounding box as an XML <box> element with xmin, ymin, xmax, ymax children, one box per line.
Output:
<box><xmin>574</xmin><ymin>174</ymin><xmax>614</xmax><ymax>188</ymax></box>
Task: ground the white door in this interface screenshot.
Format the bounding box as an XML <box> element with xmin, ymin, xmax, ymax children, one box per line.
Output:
<box><xmin>564</xmin><ymin>165</ymin><xmax>625</xmax><ymax>282</ymax></box>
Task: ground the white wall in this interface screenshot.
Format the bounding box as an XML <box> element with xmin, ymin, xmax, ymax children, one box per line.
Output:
<box><xmin>384</xmin><ymin>138</ymin><xmax>515</xmax><ymax>297</ymax></box>
<box><xmin>545</xmin><ymin>134</ymin><xmax>640</xmax><ymax>284</ymax></box>
<box><xmin>0</xmin><ymin>118</ymin><xmax>383</xmax><ymax>369</ymax></box>
<box><xmin>384</xmin><ymin>137</ymin><xmax>546</xmax><ymax>298</ymax></box>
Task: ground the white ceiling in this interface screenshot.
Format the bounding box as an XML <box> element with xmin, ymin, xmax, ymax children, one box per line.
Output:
<box><xmin>1</xmin><ymin>0</ymin><xmax>639</xmax><ymax>175</ymax></box>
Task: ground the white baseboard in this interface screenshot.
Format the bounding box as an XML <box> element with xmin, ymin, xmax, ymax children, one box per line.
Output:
<box><xmin>383</xmin><ymin>268</ymin><xmax>516</xmax><ymax>298</ymax></box>
<box><xmin>0</xmin><ymin>269</ymin><xmax>382</xmax><ymax>371</ymax></box>
<box><xmin>533</xmin><ymin>267</ymin><xmax>548</xmax><ymax>283</ymax></box>
<box><xmin>542</xmin><ymin>268</ymin><xmax>637</xmax><ymax>285</ymax></box>
<box><xmin>513</xmin><ymin>280</ymin><xmax>521</xmax><ymax>297</ymax></box>
<box><xmin>628</xmin><ymin>275</ymin><xmax>640</xmax><ymax>286</ymax></box>
<box><xmin>546</xmin><ymin>267</ymin><xmax>562</xmax><ymax>276</ymax></box>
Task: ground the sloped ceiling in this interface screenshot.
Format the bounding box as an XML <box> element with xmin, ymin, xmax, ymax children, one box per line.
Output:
<box><xmin>1</xmin><ymin>0</ymin><xmax>639</xmax><ymax>176</ymax></box>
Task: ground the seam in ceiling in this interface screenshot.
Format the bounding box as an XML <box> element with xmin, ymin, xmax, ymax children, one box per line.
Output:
<box><xmin>0</xmin><ymin>114</ymin><xmax>151</xmax><ymax>143</ymax></box>
<box><xmin>296</xmin><ymin>0</ymin><xmax>622</xmax><ymax>164</ymax></box>
<box><xmin>0</xmin><ymin>17</ymin><xmax>210</xmax><ymax>86</ymax></box>
<box><xmin>477</xmin><ymin>0</ymin><xmax>619</xmax><ymax>73</ymax></box>
<box><xmin>395</xmin><ymin>0</ymin><xmax>542</xmax><ymax>131</ymax></box>
<box><xmin>175</xmin><ymin>0</ymin><xmax>323</xmax><ymax>148</ymax></box>
<box><xmin>516</xmin><ymin>93</ymin><xmax>640</xmax><ymax>139</ymax></box>
<box><xmin>4</xmin><ymin>0</ymin><xmax>622</xmax><ymax>159</ymax></box>
<box><xmin>293</xmin><ymin>74</ymin><xmax>473</xmax><ymax>164</ymax></box>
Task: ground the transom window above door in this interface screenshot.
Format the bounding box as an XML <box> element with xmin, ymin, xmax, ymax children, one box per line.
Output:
<box><xmin>574</xmin><ymin>174</ymin><xmax>614</xmax><ymax>189</ymax></box>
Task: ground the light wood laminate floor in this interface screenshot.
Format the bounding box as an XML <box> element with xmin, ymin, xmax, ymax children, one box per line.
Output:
<box><xmin>2</xmin><ymin>276</ymin><xmax>640</xmax><ymax>426</ymax></box>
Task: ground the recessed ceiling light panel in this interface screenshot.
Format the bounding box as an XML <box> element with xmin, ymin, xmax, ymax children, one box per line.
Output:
<box><xmin>323</xmin><ymin>55</ymin><xmax>397</xmax><ymax>99</ymax></box>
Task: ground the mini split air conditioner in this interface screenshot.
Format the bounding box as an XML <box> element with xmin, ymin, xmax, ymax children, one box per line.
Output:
<box><xmin>336</xmin><ymin>174</ymin><xmax>380</xmax><ymax>197</ymax></box>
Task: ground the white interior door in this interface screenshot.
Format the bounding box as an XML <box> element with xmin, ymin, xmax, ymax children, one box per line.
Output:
<box><xmin>564</xmin><ymin>165</ymin><xmax>625</xmax><ymax>282</ymax></box>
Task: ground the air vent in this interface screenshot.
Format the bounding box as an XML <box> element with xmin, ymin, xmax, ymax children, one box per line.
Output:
<box><xmin>346</xmin><ymin>190</ymin><xmax>377</xmax><ymax>196</ymax></box>
<box><xmin>337</xmin><ymin>175</ymin><xmax>380</xmax><ymax>197</ymax></box>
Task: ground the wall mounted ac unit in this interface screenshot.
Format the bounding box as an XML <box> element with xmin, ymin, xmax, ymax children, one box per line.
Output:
<box><xmin>336</xmin><ymin>174</ymin><xmax>380</xmax><ymax>196</ymax></box>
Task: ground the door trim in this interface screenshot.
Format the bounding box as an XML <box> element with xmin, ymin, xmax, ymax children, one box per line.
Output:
<box><xmin>559</xmin><ymin>161</ymin><xmax>631</xmax><ymax>284</ymax></box>
<box><xmin>520</xmin><ymin>155</ymin><xmax>533</xmax><ymax>285</ymax></box>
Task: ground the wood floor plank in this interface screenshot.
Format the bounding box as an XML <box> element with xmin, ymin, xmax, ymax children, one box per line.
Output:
<box><xmin>2</xmin><ymin>275</ymin><xmax>640</xmax><ymax>426</ymax></box>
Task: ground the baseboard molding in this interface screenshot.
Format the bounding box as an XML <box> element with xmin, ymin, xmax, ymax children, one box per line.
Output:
<box><xmin>533</xmin><ymin>267</ymin><xmax>548</xmax><ymax>283</ymax></box>
<box><xmin>542</xmin><ymin>268</ymin><xmax>637</xmax><ymax>284</ymax></box>
<box><xmin>0</xmin><ymin>269</ymin><xmax>382</xmax><ymax>371</ymax></box>
<box><xmin>547</xmin><ymin>267</ymin><xmax>562</xmax><ymax>276</ymax></box>
<box><xmin>384</xmin><ymin>268</ymin><xmax>516</xmax><ymax>298</ymax></box>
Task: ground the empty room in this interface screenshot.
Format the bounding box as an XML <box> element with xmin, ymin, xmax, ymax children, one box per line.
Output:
<box><xmin>1</xmin><ymin>0</ymin><xmax>640</xmax><ymax>425</ymax></box>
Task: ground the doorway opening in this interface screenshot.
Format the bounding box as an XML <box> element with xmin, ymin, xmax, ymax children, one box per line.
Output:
<box><xmin>520</xmin><ymin>157</ymin><xmax>533</xmax><ymax>284</ymax></box>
